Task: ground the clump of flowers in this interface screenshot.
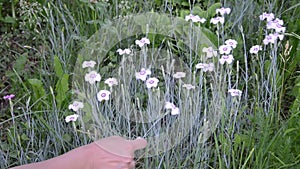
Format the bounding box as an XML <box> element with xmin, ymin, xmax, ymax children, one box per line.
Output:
<box><xmin>195</xmin><ymin>63</ymin><xmax>214</xmax><ymax>72</ymax></box>
<box><xmin>117</xmin><ymin>48</ymin><xmax>131</xmax><ymax>55</ymax></box>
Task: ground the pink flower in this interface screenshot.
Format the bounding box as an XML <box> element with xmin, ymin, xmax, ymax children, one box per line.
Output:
<box><xmin>173</xmin><ymin>72</ymin><xmax>186</xmax><ymax>79</ymax></box>
<box><xmin>249</xmin><ymin>45</ymin><xmax>262</xmax><ymax>54</ymax></box>
<box><xmin>219</xmin><ymin>54</ymin><xmax>234</xmax><ymax>65</ymax></box>
<box><xmin>104</xmin><ymin>78</ymin><xmax>118</xmax><ymax>87</ymax></box>
<box><xmin>146</xmin><ymin>77</ymin><xmax>159</xmax><ymax>89</ymax></box>
<box><xmin>182</xmin><ymin>84</ymin><xmax>195</xmax><ymax>90</ymax></box>
<box><xmin>185</xmin><ymin>14</ymin><xmax>206</xmax><ymax>23</ymax></box>
<box><xmin>225</xmin><ymin>39</ymin><xmax>238</xmax><ymax>49</ymax></box>
<box><xmin>210</xmin><ymin>17</ymin><xmax>225</xmax><ymax>24</ymax></box>
<box><xmin>97</xmin><ymin>90</ymin><xmax>111</xmax><ymax>102</ymax></box>
<box><xmin>68</xmin><ymin>101</ymin><xmax>84</xmax><ymax>112</ymax></box>
<box><xmin>165</xmin><ymin>102</ymin><xmax>180</xmax><ymax>115</ymax></box>
<box><xmin>195</xmin><ymin>63</ymin><xmax>214</xmax><ymax>72</ymax></box>
<box><xmin>85</xmin><ymin>71</ymin><xmax>101</xmax><ymax>84</ymax></box>
<box><xmin>135</xmin><ymin>37</ymin><xmax>150</xmax><ymax>47</ymax></box>
<box><xmin>202</xmin><ymin>47</ymin><xmax>217</xmax><ymax>58</ymax></box>
<box><xmin>259</xmin><ymin>12</ymin><xmax>275</xmax><ymax>22</ymax></box>
<box><xmin>135</xmin><ymin>68</ymin><xmax>151</xmax><ymax>81</ymax></box>
<box><xmin>82</xmin><ymin>60</ymin><xmax>96</xmax><ymax>68</ymax></box>
<box><xmin>263</xmin><ymin>34</ymin><xmax>277</xmax><ymax>45</ymax></box>
<box><xmin>219</xmin><ymin>45</ymin><xmax>232</xmax><ymax>55</ymax></box>
<box><xmin>65</xmin><ymin>114</ymin><xmax>79</xmax><ymax>123</ymax></box>
<box><xmin>216</xmin><ymin>7</ymin><xmax>231</xmax><ymax>15</ymax></box>
<box><xmin>3</xmin><ymin>94</ymin><xmax>15</xmax><ymax>100</ymax></box>
<box><xmin>228</xmin><ymin>89</ymin><xmax>242</xmax><ymax>97</ymax></box>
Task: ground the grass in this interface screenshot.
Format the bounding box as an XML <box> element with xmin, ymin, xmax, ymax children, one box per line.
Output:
<box><xmin>1</xmin><ymin>0</ymin><xmax>300</xmax><ymax>168</ymax></box>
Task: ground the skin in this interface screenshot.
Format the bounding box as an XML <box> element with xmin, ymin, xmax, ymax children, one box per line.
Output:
<box><xmin>10</xmin><ymin>136</ymin><xmax>147</xmax><ymax>169</ymax></box>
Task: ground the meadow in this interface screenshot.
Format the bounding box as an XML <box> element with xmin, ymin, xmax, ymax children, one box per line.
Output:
<box><xmin>1</xmin><ymin>0</ymin><xmax>300</xmax><ymax>168</ymax></box>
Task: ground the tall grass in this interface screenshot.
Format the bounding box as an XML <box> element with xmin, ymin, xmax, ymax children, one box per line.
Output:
<box><xmin>1</xmin><ymin>0</ymin><xmax>300</xmax><ymax>168</ymax></box>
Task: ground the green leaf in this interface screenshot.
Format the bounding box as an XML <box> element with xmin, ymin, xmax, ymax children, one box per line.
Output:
<box><xmin>54</xmin><ymin>55</ymin><xmax>63</xmax><ymax>78</ymax></box>
<box><xmin>14</xmin><ymin>54</ymin><xmax>27</xmax><ymax>75</ymax></box>
<box><xmin>207</xmin><ymin>2</ymin><xmax>222</xmax><ymax>18</ymax></box>
<box><xmin>55</xmin><ymin>73</ymin><xmax>69</xmax><ymax>109</ymax></box>
<box><xmin>28</xmin><ymin>78</ymin><xmax>45</xmax><ymax>100</ymax></box>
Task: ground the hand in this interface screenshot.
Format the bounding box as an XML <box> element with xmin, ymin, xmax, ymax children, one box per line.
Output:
<box><xmin>10</xmin><ymin>136</ymin><xmax>147</xmax><ymax>169</ymax></box>
<box><xmin>88</xmin><ymin>136</ymin><xmax>148</xmax><ymax>169</ymax></box>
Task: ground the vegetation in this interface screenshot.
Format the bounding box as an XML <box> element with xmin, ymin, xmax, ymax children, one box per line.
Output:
<box><xmin>1</xmin><ymin>0</ymin><xmax>300</xmax><ymax>168</ymax></box>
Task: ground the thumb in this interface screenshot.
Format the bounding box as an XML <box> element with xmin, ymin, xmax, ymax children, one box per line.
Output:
<box><xmin>127</xmin><ymin>137</ymin><xmax>147</xmax><ymax>151</ymax></box>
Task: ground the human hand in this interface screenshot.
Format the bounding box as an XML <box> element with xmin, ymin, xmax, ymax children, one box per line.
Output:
<box><xmin>10</xmin><ymin>136</ymin><xmax>147</xmax><ymax>169</ymax></box>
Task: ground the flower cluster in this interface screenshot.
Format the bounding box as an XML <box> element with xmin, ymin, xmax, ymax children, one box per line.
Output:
<box><xmin>210</xmin><ymin>7</ymin><xmax>230</xmax><ymax>25</ymax></box>
<box><xmin>135</xmin><ymin>68</ymin><xmax>159</xmax><ymax>89</ymax></box>
<box><xmin>260</xmin><ymin>12</ymin><xmax>285</xmax><ymax>45</ymax></box>
<box><xmin>185</xmin><ymin>14</ymin><xmax>206</xmax><ymax>23</ymax></box>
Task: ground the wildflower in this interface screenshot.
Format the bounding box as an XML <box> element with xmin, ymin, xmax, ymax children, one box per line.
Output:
<box><xmin>97</xmin><ymin>90</ymin><xmax>111</xmax><ymax>102</ymax></box>
<box><xmin>263</xmin><ymin>33</ymin><xmax>277</xmax><ymax>45</ymax></box>
<box><xmin>273</xmin><ymin>32</ymin><xmax>284</xmax><ymax>40</ymax></box>
<box><xmin>82</xmin><ymin>60</ymin><xmax>97</xmax><ymax>68</ymax></box>
<box><xmin>216</xmin><ymin>7</ymin><xmax>231</xmax><ymax>15</ymax></box>
<box><xmin>136</xmin><ymin>68</ymin><xmax>151</xmax><ymax>81</ymax></box>
<box><xmin>165</xmin><ymin>102</ymin><xmax>180</xmax><ymax>115</ymax></box>
<box><xmin>105</xmin><ymin>78</ymin><xmax>118</xmax><ymax>87</ymax></box>
<box><xmin>85</xmin><ymin>71</ymin><xmax>101</xmax><ymax>84</ymax></box>
<box><xmin>116</xmin><ymin>48</ymin><xmax>131</xmax><ymax>55</ymax></box>
<box><xmin>195</xmin><ymin>63</ymin><xmax>214</xmax><ymax>72</ymax></box>
<box><xmin>65</xmin><ymin>114</ymin><xmax>79</xmax><ymax>123</ymax></box>
<box><xmin>135</xmin><ymin>37</ymin><xmax>150</xmax><ymax>47</ymax></box>
<box><xmin>146</xmin><ymin>77</ymin><xmax>159</xmax><ymax>89</ymax></box>
<box><xmin>185</xmin><ymin>14</ymin><xmax>206</xmax><ymax>23</ymax></box>
<box><xmin>225</xmin><ymin>39</ymin><xmax>238</xmax><ymax>49</ymax></box>
<box><xmin>249</xmin><ymin>45</ymin><xmax>262</xmax><ymax>54</ymax></box>
<box><xmin>68</xmin><ymin>101</ymin><xmax>84</xmax><ymax>112</ymax></box>
<box><xmin>202</xmin><ymin>47</ymin><xmax>217</xmax><ymax>58</ymax></box>
<box><xmin>182</xmin><ymin>84</ymin><xmax>195</xmax><ymax>90</ymax></box>
<box><xmin>259</xmin><ymin>12</ymin><xmax>275</xmax><ymax>22</ymax></box>
<box><xmin>266</xmin><ymin>21</ymin><xmax>286</xmax><ymax>33</ymax></box>
<box><xmin>173</xmin><ymin>72</ymin><xmax>186</xmax><ymax>79</ymax></box>
<box><xmin>3</xmin><ymin>94</ymin><xmax>15</xmax><ymax>100</ymax></box>
<box><xmin>210</xmin><ymin>16</ymin><xmax>225</xmax><ymax>24</ymax></box>
<box><xmin>219</xmin><ymin>54</ymin><xmax>234</xmax><ymax>65</ymax></box>
<box><xmin>219</xmin><ymin>45</ymin><xmax>232</xmax><ymax>55</ymax></box>
<box><xmin>228</xmin><ymin>89</ymin><xmax>242</xmax><ymax>97</ymax></box>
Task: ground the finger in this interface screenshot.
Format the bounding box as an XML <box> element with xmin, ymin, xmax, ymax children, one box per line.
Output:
<box><xmin>127</xmin><ymin>137</ymin><xmax>147</xmax><ymax>151</ymax></box>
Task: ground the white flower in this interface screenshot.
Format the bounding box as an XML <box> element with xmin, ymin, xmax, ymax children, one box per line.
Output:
<box><xmin>219</xmin><ymin>45</ymin><xmax>232</xmax><ymax>55</ymax></box>
<box><xmin>85</xmin><ymin>71</ymin><xmax>101</xmax><ymax>84</ymax></box>
<box><xmin>135</xmin><ymin>68</ymin><xmax>151</xmax><ymax>81</ymax></box>
<box><xmin>68</xmin><ymin>101</ymin><xmax>84</xmax><ymax>112</ymax></box>
<box><xmin>165</xmin><ymin>102</ymin><xmax>180</xmax><ymax>115</ymax></box>
<box><xmin>210</xmin><ymin>16</ymin><xmax>225</xmax><ymax>24</ymax></box>
<box><xmin>116</xmin><ymin>48</ymin><xmax>131</xmax><ymax>55</ymax></box>
<box><xmin>135</xmin><ymin>37</ymin><xmax>150</xmax><ymax>47</ymax></box>
<box><xmin>82</xmin><ymin>60</ymin><xmax>97</xmax><ymax>68</ymax></box>
<box><xmin>216</xmin><ymin>7</ymin><xmax>231</xmax><ymax>15</ymax></box>
<box><xmin>273</xmin><ymin>32</ymin><xmax>284</xmax><ymax>41</ymax></box>
<box><xmin>249</xmin><ymin>45</ymin><xmax>262</xmax><ymax>54</ymax></box>
<box><xmin>225</xmin><ymin>39</ymin><xmax>238</xmax><ymax>49</ymax></box>
<box><xmin>259</xmin><ymin>12</ymin><xmax>275</xmax><ymax>21</ymax></box>
<box><xmin>146</xmin><ymin>77</ymin><xmax>159</xmax><ymax>89</ymax></box>
<box><xmin>202</xmin><ymin>47</ymin><xmax>217</xmax><ymax>58</ymax></box>
<box><xmin>195</xmin><ymin>63</ymin><xmax>214</xmax><ymax>72</ymax></box>
<box><xmin>65</xmin><ymin>114</ymin><xmax>79</xmax><ymax>123</ymax></box>
<box><xmin>105</xmin><ymin>78</ymin><xmax>118</xmax><ymax>87</ymax></box>
<box><xmin>219</xmin><ymin>54</ymin><xmax>234</xmax><ymax>65</ymax></box>
<box><xmin>185</xmin><ymin>14</ymin><xmax>206</xmax><ymax>23</ymax></box>
<box><xmin>97</xmin><ymin>90</ymin><xmax>111</xmax><ymax>102</ymax></box>
<box><xmin>266</xmin><ymin>21</ymin><xmax>286</xmax><ymax>33</ymax></box>
<box><xmin>173</xmin><ymin>72</ymin><xmax>186</xmax><ymax>79</ymax></box>
<box><xmin>182</xmin><ymin>84</ymin><xmax>195</xmax><ymax>90</ymax></box>
<box><xmin>263</xmin><ymin>33</ymin><xmax>277</xmax><ymax>45</ymax></box>
<box><xmin>228</xmin><ymin>89</ymin><xmax>242</xmax><ymax>97</ymax></box>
